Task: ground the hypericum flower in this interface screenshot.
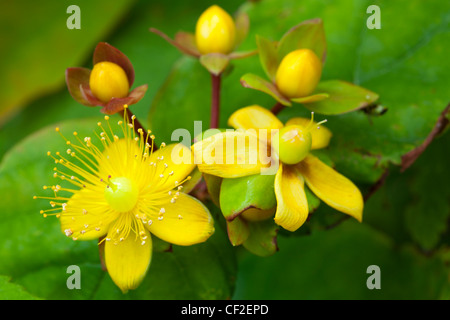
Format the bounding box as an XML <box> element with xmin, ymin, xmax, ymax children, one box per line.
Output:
<box><xmin>193</xmin><ymin>105</ymin><xmax>363</xmax><ymax>231</ymax></box>
<box><xmin>34</xmin><ymin>106</ymin><xmax>214</xmax><ymax>292</ymax></box>
<box><xmin>150</xmin><ymin>5</ymin><xmax>256</xmax><ymax>75</ymax></box>
<box><xmin>195</xmin><ymin>5</ymin><xmax>236</xmax><ymax>55</ymax></box>
<box><xmin>275</xmin><ymin>49</ymin><xmax>322</xmax><ymax>99</ymax></box>
<box><xmin>241</xmin><ymin>19</ymin><xmax>379</xmax><ymax>115</ymax></box>
<box><xmin>66</xmin><ymin>42</ymin><xmax>148</xmax><ymax>115</ymax></box>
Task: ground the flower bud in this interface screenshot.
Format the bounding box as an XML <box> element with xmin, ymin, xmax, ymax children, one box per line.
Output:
<box><xmin>275</xmin><ymin>49</ymin><xmax>322</xmax><ymax>99</ymax></box>
<box><xmin>89</xmin><ymin>61</ymin><xmax>130</xmax><ymax>103</ymax></box>
<box><xmin>274</xmin><ymin>125</ymin><xmax>312</xmax><ymax>165</ymax></box>
<box><xmin>195</xmin><ymin>5</ymin><xmax>236</xmax><ymax>55</ymax></box>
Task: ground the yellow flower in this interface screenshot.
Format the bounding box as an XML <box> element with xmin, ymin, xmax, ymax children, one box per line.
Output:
<box><xmin>195</xmin><ymin>5</ymin><xmax>236</xmax><ymax>55</ymax></box>
<box><xmin>275</xmin><ymin>49</ymin><xmax>322</xmax><ymax>99</ymax></box>
<box><xmin>193</xmin><ymin>105</ymin><xmax>363</xmax><ymax>232</ymax></box>
<box><xmin>35</xmin><ymin>107</ymin><xmax>214</xmax><ymax>293</ymax></box>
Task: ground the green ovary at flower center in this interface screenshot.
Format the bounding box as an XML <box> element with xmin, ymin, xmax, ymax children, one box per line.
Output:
<box><xmin>276</xmin><ymin>125</ymin><xmax>312</xmax><ymax>165</ymax></box>
<box><xmin>104</xmin><ymin>177</ymin><xmax>139</xmax><ymax>212</ymax></box>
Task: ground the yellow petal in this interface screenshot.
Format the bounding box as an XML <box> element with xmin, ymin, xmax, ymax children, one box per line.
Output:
<box><xmin>146</xmin><ymin>193</ymin><xmax>214</xmax><ymax>246</ymax></box>
<box><xmin>285</xmin><ymin>117</ymin><xmax>332</xmax><ymax>149</ymax></box>
<box><xmin>148</xmin><ymin>143</ymin><xmax>196</xmax><ymax>190</ymax></box>
<box><xmin>192</xmin><ymin>131</ymin><xmax>272</xmax><ymax>178</ymax></box>
<box><xmin>60</xmin><ymin>188</ymin><xmax>115</xmax><ymax>241</ymax></box>
<box><xmin>296</xmin><ymin>154</ymin><xmax>363</xmax><ymax>222</ymax></box>
<box><xmin>274</xmin><ymin>163</ymin><xmax>309</xmax><ymax>231</ymax></box>
<box><xmin>228</xmin><ymin>105</ymin><xmax>284</xmax><ymax>131</ymax></box>
<box><xmin>104</xmin><ymin>227</ymin><xmax>152</xmax><ymax>293</ymax></box>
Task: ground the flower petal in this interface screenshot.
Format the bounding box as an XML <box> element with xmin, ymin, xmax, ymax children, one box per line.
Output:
<box><xmin>149</xmin><ymin>28</ymin><xmax>200</xmax><ymax>57</ymax></box>
<box><xmin>65</xmin><ymin>67</ymin><xmax>94</xmax><ymax>106</ymax></box>
<box><xmin>228</xmin><ymin>105</ymin><xmax>284</xmax><ymax>131</ymax></box>
<box><xmin>128</xmin><ymin>84</ymin><xmax>148</xmax><ymax>103</ymax></box>
<box><xmin>93</xmin><ymin>42</ymin><xmax>135</xmax><ymax>86</ymax></box>
<box><xmin>174</xmin><ymin>31</ymin><xmax>201</xmax><ymax>56</ymax></box>
<box><xmin>102</xmin><ymin>97</ymin><xmax>134</xmax><ymax>114</ymax></box>
<box><xmin>60</xmin><ymin>188</ymin><xmax>115</xmax><ymax>241</ymax></box>
<box><xmin>285</xmin><ymin>117</ymin><xmax>332</xmax><ymax>149</ymax></box>
<box><xmin>274</xmin><ymin>163</ymin><xmax>309</xmax><ymax>231</ymax></box>
<box><xmin>148</xmin><ymin>143</ymin><xmax>196</xmax><ymax>191</ymax></box>
<box><xmin>104</xmin><ymin>227</ymin><xmax>152</xmax><ymax>293</ymax></box>
<box><xmin>296</xmin><ymin>154</ymin><xmax>363</xmax><ymax>222</ymax></box>
<box><xmin>146</xmin><ymin>193</ymin><xmax>214</xmax><ymax>246</ymax></box>
<box><xmin>79</xmin><ymin>83</ymin><xmax>104</xmax><ymax>106</ymax></box>
<box><xmin>192</xmin><ymin>131</ymin><xmax>272</xmax><ymax>178</ymax></box>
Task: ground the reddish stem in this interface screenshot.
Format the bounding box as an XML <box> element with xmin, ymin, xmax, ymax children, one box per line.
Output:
<box><xmin>121</xmin><ymin>107</ymin><xmax>157</xmax><ymax>150</ymax></box>
<box><xmin>271</xmin><ymin>102</ymin><xmax>285</xmax><ymax>115</ymax></box>
<box><xmin>210</xmin><ymin>73</ymin><xmax>222</xmax><ymax>129</ymax></box>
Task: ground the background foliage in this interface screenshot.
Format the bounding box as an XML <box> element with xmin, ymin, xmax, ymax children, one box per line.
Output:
<box><xmin>0</xmin><ymin>0</ymin><xmax>448</xmax><ymax>299</ymax></box>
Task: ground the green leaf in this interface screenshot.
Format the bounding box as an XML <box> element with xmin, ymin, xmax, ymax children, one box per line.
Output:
<box><xmin>256</xmin><ymin>35</ymin><xmax>279</xmax><ymax>81</ymax></box>
<box><xmin>235</xmin><ymin>221</ymin><xmax>448</xmax><ymax>299</ymax></box>
<box><xmin>304</xmin><ymin>80</ymin><xmax>379</xmax><ymax>115</ymax></box>
<box><xmin>220</xmin><ymin>174</ymin><xmax>276</xmax><ymax>221</ymax></box>
<box><xmin>277</xmin><ymin>18</ymin><xmax>327</xmax><ymax>63</ymax></box>
<box><xmin>305</xmin><ymin>185</ymin><xmax>321</xmax><ymax>213</ymax></box>
<box><xmin>240</xmin><ymin>73</ymin><xmax>292</xmax><ymax>106</ymax></box>
<box><xmin>0</xmin><ymin>276</ymin><xmax>41</xmax><ymax>300</ymax></box>
<box><xmin>242</xmin><ymin>219</ymin><xmax>279</xmax><ymax>257</ymax></box>
<box><xmin>203</xmin><ymin>173</ymin><xmax>222</xmax><ymax>208</ymax></box>
<box><xmin>226</xmin><ymin>217</ymin><xmax>250</xmax><ymax>246</ymax></box>
<box><xmin>291</xmin><ymin>93</ymin><xmax>329</xmax><ymax>104</ymax></box>
<box><xmin>148</xmin><ymin>57</ymin><xmax>211</xmax><ymax>145</ymax></box>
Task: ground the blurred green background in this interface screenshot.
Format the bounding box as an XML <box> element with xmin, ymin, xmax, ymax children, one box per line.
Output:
<box><xmin>0</xmin><ymin>0</ymin><xmax>449</xmax><ymax>299</ymax></box>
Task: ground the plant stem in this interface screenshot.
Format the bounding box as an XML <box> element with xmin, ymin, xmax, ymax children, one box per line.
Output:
<box><xmin>271</xmin><ymin>102</ymin><xmax>285</xmax><ymax>115</ymax></box>
<box><xmin>121</xmin><ymin>107</ymin><xmax>157</xmax><ymax>150</ymax></box>
<box><xmin>210</xmin><ymin>73</ymin><xmax>222</xmax><ymax>129</ymax></box>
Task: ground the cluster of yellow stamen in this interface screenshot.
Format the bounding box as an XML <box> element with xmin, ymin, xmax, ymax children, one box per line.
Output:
<box><xmin>34</xmin><ymin>105</ymin><xmax>191</xmax><ymax>246</ymax></box>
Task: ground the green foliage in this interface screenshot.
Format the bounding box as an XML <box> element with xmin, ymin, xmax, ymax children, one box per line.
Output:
<box><xmin>220</xmin><ymin>174</ymin><xmax>276</xmax><ymax>220</ymax></box>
